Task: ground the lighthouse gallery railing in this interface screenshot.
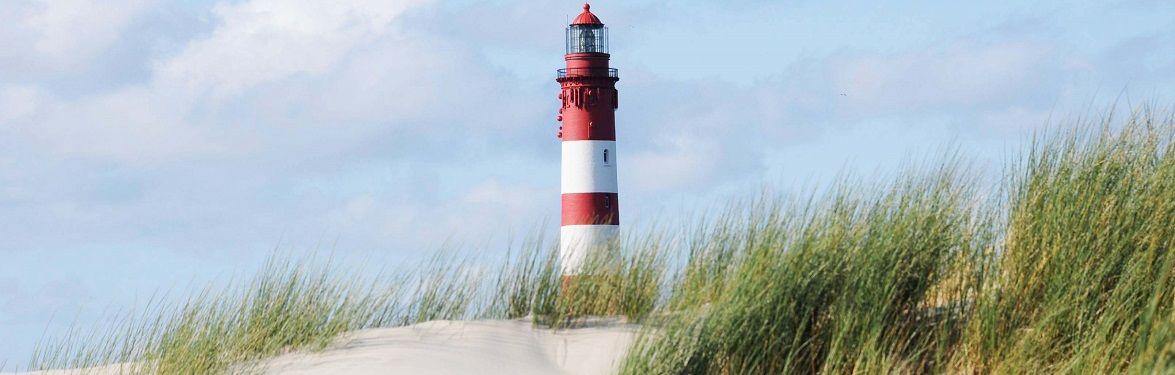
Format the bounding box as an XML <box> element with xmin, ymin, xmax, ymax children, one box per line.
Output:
<box><xmin>556</xmin><ymin>68</ymin><xmax>619</xmax><ymax>79</ymax></box>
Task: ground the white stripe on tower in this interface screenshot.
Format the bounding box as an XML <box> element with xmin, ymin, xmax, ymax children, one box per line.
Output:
<box><xmin>561</xmin><ymin>141</ymin><xmax>617</xmax><ymax>193</ymax></box>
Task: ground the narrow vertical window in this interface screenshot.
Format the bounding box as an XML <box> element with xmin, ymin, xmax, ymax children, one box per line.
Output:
<box><xmin>603</xmin><ymin>149</ymin><xmax>609</xmax><ymax>164</ymax></box>
<box><xmin>603</xmin><ymin>195</ymin><xmax>610</xmax><ymax>209</ymax></box>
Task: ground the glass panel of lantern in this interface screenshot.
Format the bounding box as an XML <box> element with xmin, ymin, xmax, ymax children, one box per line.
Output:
<box><xmin>566</xmin><ymin>25</ymin><xmax>608</xmax><ymax>54</ymax></box>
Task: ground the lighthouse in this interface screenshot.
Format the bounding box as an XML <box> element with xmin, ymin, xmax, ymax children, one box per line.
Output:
<box><xmin>557</xmin><ymin>3</ymin><xmax>620</xmax><ymax>277</ymax></box>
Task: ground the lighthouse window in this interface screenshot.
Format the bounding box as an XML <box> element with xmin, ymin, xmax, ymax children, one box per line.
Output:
<box><xmin>579</xmin><ymin>28</ymin><xmax>596</xmax><ymax>51</ymax></box>
<box><xmin>566</xmin><ymin>25</ymin><xmax>609</xmax><ymax>54</ymax></box>
<box><xmin>603</xmin><ymin>149</ymin><xmax>609</xmax><ymax>164</ymax></box>
<box><xmin>603</xmin><ymin>195</ymin><xmax>610</xmax><ymax>209</ymax></box>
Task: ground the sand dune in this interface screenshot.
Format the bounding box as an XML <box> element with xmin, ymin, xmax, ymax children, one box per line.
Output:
<box><xmin>10</xmin><ymin>319</ymin><xmax>639</xmax><ymax>375</ymax></box>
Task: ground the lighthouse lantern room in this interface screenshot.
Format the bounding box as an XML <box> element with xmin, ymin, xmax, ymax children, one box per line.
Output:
<box><xmin>557</xmin><ymin>3</ymin><xmax>620</xmax><ymax>277</ymax></box>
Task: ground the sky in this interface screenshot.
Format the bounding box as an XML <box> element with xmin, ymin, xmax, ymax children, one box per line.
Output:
<box><xmin>1</xmin><ymin>0</ymin><xmax>1173</xmax><ymax>366</ymax></box>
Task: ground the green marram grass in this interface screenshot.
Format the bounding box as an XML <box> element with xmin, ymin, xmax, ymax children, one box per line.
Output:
<box><xmin>621</xmin><ymin>107</ymin><xmax>1175</xmax><ymax>374</ymax></box>
<box><xmin>622</xmin><ymin>159</ymin><xmax>987</xmax><ymax>374</ymax></box>
<box><xmin>18</xmin><ymin>106</ymin><xmax>1175</xmax><ymax>374</ymax></box>
<box><xmin>958</xmin><ymin>109</ymin><xmax>1175</xmax><ymax>373</ymax></box>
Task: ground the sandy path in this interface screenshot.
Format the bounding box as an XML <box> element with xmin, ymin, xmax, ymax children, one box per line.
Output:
<box><xmin>8</xmin><ymin>319</ymin><xmax>639</xmax><ymax>375</ymax></box>
<box><xmin>259</xmin><ymin>319</ymin><xmax>638</xmax><ymax>375</ymax></box>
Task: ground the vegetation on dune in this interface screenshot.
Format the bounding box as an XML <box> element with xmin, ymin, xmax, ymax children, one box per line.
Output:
<box><xmin>622</xmin><ymin>160</ymin><xmax>986</xmax><ymax>374</ymax></box>
<box><xmin>21</xmin><ymin>107</ymin><xmax>1175</xmax><ymax>374</ymax></box>
<box><xmin>961</xmin><ymin>111</ymin><xmax>1175</xmax><ymax>373</ymax></box>
<box><xmin>28</xmin><ymin>255</ymin><xmax>501</xmax><ymax>373</ymax></box>
<box><xmin>621</xmin><ymin>107</ymin><xmax>1175</xmax><ymax>374</ymax></box>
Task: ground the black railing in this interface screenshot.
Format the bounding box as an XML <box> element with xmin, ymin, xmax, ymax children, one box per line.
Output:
<box><xmin>557</xmin><ymin>68</ymin><xmax>619</xmax><ymax>79</ymax></box>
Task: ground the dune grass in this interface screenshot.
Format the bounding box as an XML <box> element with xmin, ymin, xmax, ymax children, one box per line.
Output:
<box><xmin>18</xmin><ymin>106</ymin><xmax>1175</xmax><ymax>374</ymax></box>
<box><xmin>621</xmin><ymin>159</ymin><xmax>986</xmax><ymax>374</ymax></box>
<box><xmin>25</xmin><ymin>254</ymin><xmax>535</xmax><ymax>373</ymax></box>
<box><xmin>958</xmin><ymin>110</ymin><xmax>1175</xmax><ymax>373</ymax></box>
<box><xmin>620</xmin><ymin>107</ymin><xmax>1175</xmax><ymax>374</ymax></box>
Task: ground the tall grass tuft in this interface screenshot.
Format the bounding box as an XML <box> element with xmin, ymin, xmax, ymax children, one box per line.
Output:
<box><xmin>621</xmin><ymin>107</ymin><xmax>1175</xmax><ymax>374</ymax></box>
<box><xmin>621</xmin><ymin>160</ymin><xmax>985</xmax><ymax>374</ymax></box>
<box><xmin>959</xmin><ymin>108</ymin><xmax>1175</xmax><ymax>373</ymax></box>
<box><xmin>26</xmin><ymin>254</ymin><xmax>485</xmax><ymax>373</ymax></box>
<box><xmin>528</xmin><ymin>232</ymin><xmax>669</xmax><ymax>328</ymax></box>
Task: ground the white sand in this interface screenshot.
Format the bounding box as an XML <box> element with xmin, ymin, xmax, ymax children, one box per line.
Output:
<box><xmin>9</xmin><ymin>319</ymin><xmax>639</xmax><ymax>375</ymax></box>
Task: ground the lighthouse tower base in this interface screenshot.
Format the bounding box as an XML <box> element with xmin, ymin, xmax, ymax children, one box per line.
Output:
<box><xmin>559</xmin><ymin>225</ymin><xmax>619</xmax><ymax>275</ymax></box>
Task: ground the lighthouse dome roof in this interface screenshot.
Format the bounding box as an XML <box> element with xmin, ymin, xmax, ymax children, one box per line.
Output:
<box><xmin>570</xmin><ymin>3</ymin><xmax>603</xmax><ymax>26</ymax></box>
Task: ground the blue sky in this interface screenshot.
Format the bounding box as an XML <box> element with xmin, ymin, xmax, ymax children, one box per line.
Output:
<box><xmin>1</xmin><ymin>0</ymin><xmax>1173</xmax><ymax>365</ymax></box>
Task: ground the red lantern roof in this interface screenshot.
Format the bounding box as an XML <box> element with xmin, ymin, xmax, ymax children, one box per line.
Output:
<box><xmin>570</xmin><ymin>3</ymin><xmax>603</xmax><ymax>26</ymax></box>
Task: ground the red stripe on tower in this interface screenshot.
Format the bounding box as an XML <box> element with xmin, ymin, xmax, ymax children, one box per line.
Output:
<box><xmin>557</xmin><ymin>3</ymin><xmax>620</xmax><ymax>275</ymax></box>
<box><xmin>561</xmin><ymin>193</ymin><xmax>620</xmax><ymax>225</ymax></box>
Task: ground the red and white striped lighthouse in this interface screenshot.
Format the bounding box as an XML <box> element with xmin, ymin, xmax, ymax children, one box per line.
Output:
<box><xmin>557</xmin><ymin>3</ymin><xmax>620</xmax><ymax>276</ymax></box>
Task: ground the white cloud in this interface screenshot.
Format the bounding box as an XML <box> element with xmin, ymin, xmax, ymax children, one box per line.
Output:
<box><xmin>0</xmin><ymin>0</ymin><xmax>152</xmax><ymax>71</ymax></box>
<box><xmin>0</xmin><ymin>0</ymin><xmax>567</xmax><ymax>270</ymax></box>
<box><xmin>828</xmin><ymin>40</ymin><xmax>1076</xmax><ymax>114</ymax></box>
<box><xmin>0</xmin><ymin>85</ymin><xmax>44</xmax><ymax>122</ymax></box>
<box><xmin>626</xmin><ymin>134</ymin><xmax>723</xmax><ymax>192</ymax></box>
<box><xmin>314</xmin><ymin>177</ymin><xmax>550</xmax><ymax>252</ymax></box>
<box><xmin>29</xmin><ymin>87</ymin><xmax>216</xmax><ymax>162</ymax></box>
<box><xmin>155</xmin><ymin>0</ymin><xmax>428</xmax><ymax>100</ymax></box>
<box><xmin>5</xmin><ymin>0</ymin><xmax>474</xmax><ymax>165</ymax></box>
